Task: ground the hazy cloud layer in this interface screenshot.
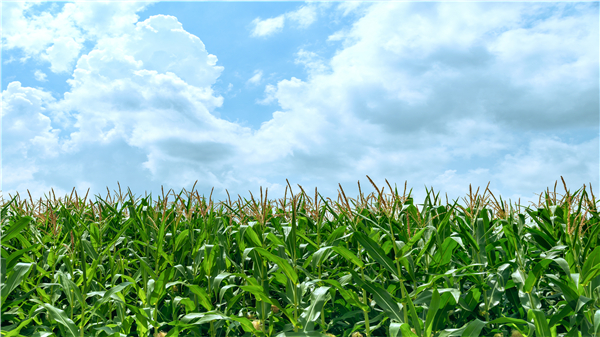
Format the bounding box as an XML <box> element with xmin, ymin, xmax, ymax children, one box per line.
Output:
<box><xmin>2</xmin><ymin>2</ymin><xmax>598</xmax><ymax>208</ymax></box>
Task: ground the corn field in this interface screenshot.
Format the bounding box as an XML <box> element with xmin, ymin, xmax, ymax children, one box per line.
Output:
<box><xmin>1</xmin><ymin>176</ymin><xmax>600</xmax><ymax>337</ymax></box>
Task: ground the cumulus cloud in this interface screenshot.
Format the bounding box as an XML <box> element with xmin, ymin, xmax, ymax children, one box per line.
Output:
<box><xmin>42</xmin><ymin>36</ymin><xmax>83</xmax><ymax>73</ymax></box>
<box><xmin>2</xmin><ymin>2</ymin><xmax>597</xmax><ymax>208</ymax></box>
<box><xmin>57</xmin><ymin>13</ymin><xmax>234</xmax><ymax>159</ymax></box>
<box><xmin>250</xmin><ymin>15</ymin><xmax>285</xmax><ymax>37</ymax></box>
<box><xmin>1</xmin><ymin>1</ymin><xmax>150</xmax><ymax>74</ymax></box>
<box><xmin>1</xmin><ymin>82</ymin><xmax>62</xmax><ymax>198</ymax></box>
<box><xmin>247</xmin><ymin>2</ymin><xmax>598</xmax><ymax>203</ymax></box>
<box><xmin>3</xmin><ymin>6</ymin><xmax>250</xmax><ymax>199</ymax></box>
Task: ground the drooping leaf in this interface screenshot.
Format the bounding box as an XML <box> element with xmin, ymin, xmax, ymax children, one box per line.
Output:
<box><xmin>1</xmin><ymin>216</ymin><xmax>32</xmax><ymax>246</ymax></box>
<box><xmin>351</xmin><ymin>270</ymin><xmax>404</xmax><ymax>323</ymax></box>
<box><xmin>354</xmin><ymin>232</ymin><xmax>398</xmax><ymax>278</ymax></box>
<box><xmin>300</xmin><ymin>286</ymin><xmax>331</xmax><ymax>332</ymax></box>
<box><xmin>42</xmin><ymin>303</ymin><xmax>80</xmax><ymax>337</ymax></box>
<box><xmin>1</xmin><ymin>262</ymin><xmax>32</xmax><ymax>300</ymax></box>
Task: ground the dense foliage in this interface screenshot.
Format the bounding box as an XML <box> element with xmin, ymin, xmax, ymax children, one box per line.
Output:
<box><xmin>1</xmin><ymin>177</ymin><xmax>599</xmax><ymax>337</ymax></box>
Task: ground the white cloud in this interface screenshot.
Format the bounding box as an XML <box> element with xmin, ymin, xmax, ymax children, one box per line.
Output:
<box><xmin>3</xmin><ymin>9</ymin><xmax>249</xmax><ymax>199</ymax></box>
<box><xmin>250</xmin><ymin>3</ymin><xmax>322</xmax><ymax>38</ymax></box>
<box><xmin>34</xmin><ymin>70</ymin><xmax>48</xmax><ymax>82</ymax></box>
<box><xmin>42</xmin><ymin>36</ymin><xmax>83</xmax><ymax>73</ymax></box>
<box><xmin>327</xmin><ymin>30</ymin><xmax>347</xmax><ymax>42</ymax></box>
<box><xmin>1</xmin><ymin>2</ymin><xmax>151</xmax><ymax>74</ymax></box>
<box><xmin>257</xmin><ymin>84</ymin><xmax>277</xmax><ymax>105</ymax></box>
<box><xmin>250</xmin><ymin>15</ymin><xmax>285</xmax><ymax>37</ymax></box>
<box><xmin>1</xmin><ymin>82</ymin><xmax>61</xmax><ymax>196</ymax></box>
<box><xmin>246</xmin><ymin>70</ymin><xmax>263</xmax><ymax>85</ymax></box>
<box><xmin>494</xmin><ymin>136</ymin><xmax>599</xmax><ymax>195</ymax></box>
<box><xmin>286</xmin><ymin>4</ymin><xmax>317</xmax><ymax>28</ymax></box>
<box><xmin>2</xmin><ymin>82</ymin><xmax>59</xmax><ymax>158</ymax></box>
<box><xmin>336</xmin><ymin>2</ymin><xmax>363</xmax><ymax>17</ymax></box>
<box><xmin>245</xmin><ymin>2</ymin><xmax>598</xmax><ymax>204</ymax></box>
<box><xmin>295</xmin><ymin>49</ymin><xmax>329</xmax><ymax>77</ymax></box>
<box><xmin>2</xmin><ymin>2</ymin><xmax>597</xmax><ymax>208</ymax></box>
<box><xmin>64</xmin><ymin>2</ymin><xmax>148</xmax><ymax>39</ymax></box>
<box><xmin>57</xmin><ymin>14</ymin><xmax>229</xmax><ymax>153</ymax></box>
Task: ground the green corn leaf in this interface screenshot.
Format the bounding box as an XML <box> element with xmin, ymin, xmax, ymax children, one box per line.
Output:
<box><xmin>5</xmin><ymin>244</ymin><xmax>40</xmax><ymax>271</ymax></box>
<box><xmin>403</xmin><ymin>282</ymin><xmax>422</xmax><ymax>337</ymax></box>
<box><xmin>180</xmin><ymin>312</ymin><xmax>255</xmax><ymax>333</ymax></box>
<box><xmin>437</xmin><ymin>318</ymin><xmax>487</xmax><ymax>337</ymax></box>
<box><xmin>173</xmin><ymin>229</ymin><xmax>190</xmax><ymax>252</ymax></box>
<box><xmin>150</xmin><ymin>267</ymin><xmax>175</xmax><ymax>305</ymax></box>
<box><xmin>331</xmin><ymin>246</ymin><xmax>364</xmax><ymax>268</ymax></box>
<box><xmin>524</xmin><ymin>258</ymin><xmax>570</xmax><ymax>293</ymax></box>
<box><xmin>41</xmin><ymin>303</ymin><xmax>80</xmax><ymax>337</ymax></box>
<box><xmin>296</xmin><ymin>231</ymin><xmax>319</xmax><ymax>249</ymax></box>
<box><xmin>354</xmin><ymin>232</ymin><xmax>398</xmax><ymax>278</ymax></box>
<box><xmin>57</xmin><ymin>271</ymin><xmax>85</xmax><ymax>309</ymax></box>
<box><xmin>580</xmin><ymin>246</ymin><xmax>600</xmax><ymax>286</ymax></box>
<box><xmin>2</xmin><ymin>316</ymin><xmax>36</xmax><ymax>337</ymax></box>
<box><xmin>253</xmin><ymin>247</ymin><xmax>298</xmax><ymax>284</ymax></box>
<box><xmin>320</xmin><ymin>279</ymin><xmax>369</xmax><ymax>311</ymax></box>
<box><xmin>547</xmin><ymin>304</ymin><xmax>574</xmax><ymax>328</ymax></box>
<box><xmin>350</xmin><ymin>270</ymin><xmax>404</xmax><ymax>323</ymax></box>
<box><xmin>267</xmin><ymin>232</ymin><xmax>286</xmax><ymax>247</ymax></box>
<box><xmin>529</xmin><ymin>309</ymin><xmax>552</xmax><ymax>337</ymax></box>
<box><xmin>240</xmin><ymin>284</ymin><xmax>298</xmax><ymax>327</ymax></box>
<box><xmin>389</xmin><ymin>322</ymin><xmax>402</xmax><ymax>337</ymax></box>
<box><xmin>431</xmin><ymin>237</ymin><xmax>459</xmax><ymax>268</ymax></box>
<box><xmin>566</xmin><ymin>327</ymin><xmax>579</xmax><ymax>337</ymax></box>
<box><xmin>186</xmin><ymin>284</ymin><xmax>214</xmax><ymax>311</ymax></box>
<box><xmin>300</xmin><ymin>286</ymin><xmax>331</xmax><ymax>332</ymax></box>
<box><xmin>226</xmin><ymin>315</ymin><xmax>257</xmax><ymax>333</ymax></box>
<box><xmin>81</xmin><ymin>239</ymin><xmax>99</xmax><ymax>260</ymax></box>
<box><xmin>87</xmin><ymin>281</ymin><xmax>133</xmax><ymax>322</ymax></box>
<box><xmin>1</xmin><ymin>262</ymin><xmax>32</xmax><ymax>301</ymax></box>
<box><xmin>545</xmin><ymin>274</ymin><xmax>579</xmax><ymax>310</ymax></box>
<box><xmin>173</xmin><ymin>296</ymin><xmax>196</xmax><ymax>313</ymax></box>
<box><xmin>575</xmin><ymin>295</ymin><xmax>593</xmax><ymax>313</ymax></box>
<box><xmin>202</xmin><ymin>244</ymin><xmax>217</xmax><ymax>277</ymax></box>
<box><xmin>424</xmin><ymin>288</ymin><xmax>441</xmax><ymax>337</ymax></box>
<box><xmin>182</xmin><ymin>313</ymin><xmax>228</xmax><ymax>325</ymax></box>
<box><xmin>594</xmin><ymin>309</ymin><xmax>600</xmax><ymax>336</ymax></box>
<box><xmin>310</xmin><ymin>246</ymin><xmax>334</xmax><ymax>270</ymax></box>
<box><xmin>400</xmin><ymin>227</ymin><xmax>427</xmax><ymax>256</ymax></box>
<box><xmin>489</xmin><ymin>317</ymin><xmax>531</xmax><ymax>325</ymax></box>
<box><xmin>460</xmin><ymin>319</ymin><xmax>486</xmax><ymax>337</ymax></box>
<box><xmin>326</xmin><ymin>226</ymin><xmax>347</xmax><ymax>245</ymax></box>
<box><xmin>1</xmin><ymin>216</ymin><xmax>32</xmax><ymax>246</ymax></box>
<box><xmin>399</xmin><ymin>323</ymin><xmax>419</xmax><ymax>337</ymax></box>
<box><xmin>243</xmin><ymin>225</ymin><xmax>263</xmax><ymax>247</ymax></box>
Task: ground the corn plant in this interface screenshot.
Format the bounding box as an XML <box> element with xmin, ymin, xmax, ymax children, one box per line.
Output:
<box><xmin>1</xmin><ymin>177</ymin><xmax>599</xmax><ymax>337</ymax></box>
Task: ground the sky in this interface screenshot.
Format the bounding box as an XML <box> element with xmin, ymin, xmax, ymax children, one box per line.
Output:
<box><xmin>2</xmin><ymin>1</ymin><xmax>599</xmax><ymax>210</ymax></box>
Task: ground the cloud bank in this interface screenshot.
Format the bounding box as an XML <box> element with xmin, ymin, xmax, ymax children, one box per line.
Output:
<box><xmin>2</xmin><ymin>2</ymin><xmax>598</xmax><ymax>208</ymax></box>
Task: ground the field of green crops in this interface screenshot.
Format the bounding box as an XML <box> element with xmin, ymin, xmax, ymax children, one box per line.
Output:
<box><xmin>1</xmin><ymin>177</ymin><xmax>600</xmax><ymax>337</ymax></box>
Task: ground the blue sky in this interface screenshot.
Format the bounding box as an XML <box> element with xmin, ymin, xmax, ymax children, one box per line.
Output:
<box><xmin>2</xmin><ymin>1</ymin><xmax>599</xmax><ymax>209</ymax></box>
